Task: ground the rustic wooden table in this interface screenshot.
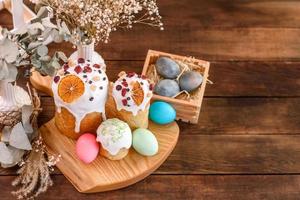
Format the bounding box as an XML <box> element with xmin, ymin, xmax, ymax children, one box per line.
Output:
<box><xmin>1</xmin><ymin>1</ymin><xmax>300</xmax><ymax>199</ymax></box>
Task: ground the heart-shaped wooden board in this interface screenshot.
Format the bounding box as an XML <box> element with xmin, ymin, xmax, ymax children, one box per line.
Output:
<box><xmin>30</xmin><ymin>71</ymin><xmax>179</xmax><ymax>193</ymax></box>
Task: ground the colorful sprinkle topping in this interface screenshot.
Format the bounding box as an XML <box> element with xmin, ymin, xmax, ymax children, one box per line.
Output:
<box><xmin>121</xmin><ymin>81</ymin><xmax>128</xmax><ymax>87</ymax></box>
<box><xmin>63</xmin><ymin>64</ymin><xmax>69</xmax><ymax>71</ymax></box>
<box><xmin>92</xmin><ymin>76</ymin><xmax>100</xmax><ymax>81</ymax></box>
<box><xmin>122</xmin><ymin>99</ymin><xmax>127</xmax><ymax>106</ymax></box>
<box><xmin>93</xmin><ymin>64</ymin><xmax>101</xmax><ymax>68</ymax></box>
<box><xmin>116</xmin><ymin>85</ymin><xmax>122</xmax><ymax>91</ymax></box>
<box><xmin>149</xmin><ymin>83</ymin><xmax>154</xmax><ymax>91</ymax></box>
<box><xmin>121</xmin><ymin>88</ymin><xmax>127</xmax><ymax>97</ymax></box>
<box><xmin>127</xmin><ymin>72</ymin><xmax>135</xmax><ymax>78</ymax></box>
<box><xmin>84</xmin><ymin>66</ymin><xmax>92</xmax><ymax>73</ymax></box>
<box><xmin>78</xmin><ymin>58</ymin><xmax>85</xmax><ymax>63</ymax></box>
<box><xmin>74</xmin><ymin>66</ymin><xmax>82</xmax><ymax>74</ymax></box>
<box><xmin>54</xmin><ymin>76</ymin><xmax>60</xmax><ymax>83</ymax></box>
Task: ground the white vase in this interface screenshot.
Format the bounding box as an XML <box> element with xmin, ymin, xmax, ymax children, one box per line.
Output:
<box><xmin>0</xmin><ymin>81</ymin><xmax>19</xmax><ymax>112</ymax></box>
<box><xmin>69</xmin><ymin>42</ymin><xmax>106</xmax><ymax>71</ymax></box>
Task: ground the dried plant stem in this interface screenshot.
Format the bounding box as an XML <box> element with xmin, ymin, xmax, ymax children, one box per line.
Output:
<box><xmin>12</xmin><ymin>137</ymin><xmax>54</xmax><ymax>199</ymax></box>
<box><xmin>11</xmin><ymin>85</ymin><xmax>60</xmax><ymax>200</ymax></box>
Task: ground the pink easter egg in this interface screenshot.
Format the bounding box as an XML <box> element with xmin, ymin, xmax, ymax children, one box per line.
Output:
<box><xmin>76</xmin><ymin>133</ymin><xmax>100</xmax><ymax>164</ymax></box>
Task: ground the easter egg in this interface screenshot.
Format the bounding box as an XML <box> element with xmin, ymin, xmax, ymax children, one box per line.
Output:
<box><xmin>149</xmin><ymin>101</ymin><xmax>176</xmax><ymax>124</ymax></box>
<box><xmin>179</xmin><ymin>71</ymin><xmax>203</xmax><ymax>92</ymax></box>
<box><xmin>154</xmin><ymin>79</ymin><xmax>180</xmax><ymax>97</ymax></box>
<box><xmin>132</xmin><ymin>128</ymin><xmax>158</xmax><ymax>156</ymax></box>
<box><xmin>76</xmin><ymin>133</ymin><xmax>100</xmax><ymax>164</ymax></box>
<box><xmin>156</xmin><ymin>57</ymin><xmax>180</xmax><ymax>79</ymax></box>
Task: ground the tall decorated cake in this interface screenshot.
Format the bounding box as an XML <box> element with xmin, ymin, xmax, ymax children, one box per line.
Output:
<box><xmin>52</xmin><ymin>58</ymin><xmax>108</xmax><ymax>139</ymax></box>
<box><xmin>106</xmin><ymin>72</ymin><xmax>153</xmax><ymax>129</ymax></box>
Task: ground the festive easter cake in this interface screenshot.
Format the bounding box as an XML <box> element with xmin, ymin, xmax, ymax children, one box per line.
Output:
<box><xmin>106</xmin><ymin>72</ymin><xmax>154</xmax><ymax>130</ymax></box>
<box><xmin>96</xmin><ymin>118</ymin><xmax>132</xmax><ymax>160</ymax></box>
<box><xmin>52</xmin><ymin>58</ymin><xmax>108</xmax><ymax>139</ymax></box>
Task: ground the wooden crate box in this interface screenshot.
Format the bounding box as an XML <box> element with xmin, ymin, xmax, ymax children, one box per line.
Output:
<box><xmin>142</xmin><ymin>50</ymin><xmax>210</xmax><ymax>124</ymax></box>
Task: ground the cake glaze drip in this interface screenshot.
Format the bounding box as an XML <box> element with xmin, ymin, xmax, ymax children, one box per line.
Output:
<box><xmin>112</xmin><ymin>72</ymin><xmax>153</xmax><ymax>116</ymax></box>
<box><xmin>52</xmin><ymin>58</ymin><xmax>108</xmax><ymax>133</ymax></box>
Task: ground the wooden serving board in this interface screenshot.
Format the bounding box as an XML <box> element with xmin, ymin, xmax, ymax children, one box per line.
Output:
<box><xmin>31</xmin><ymin>71</ymin><xmax>180</xmax><ymax>193</ymax></box>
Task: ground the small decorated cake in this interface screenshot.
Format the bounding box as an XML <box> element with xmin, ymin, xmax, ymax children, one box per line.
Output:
<box><xmin>106</xmin><ymin>72</ymin><xmax>153</xmax><ymax>129</ymax></box>
<box><xmin>96</xmin><ymin>118</ymin><xmax>132</xmax><ymax>160</ymax></box>
<box><xmin>52</xmin><ymin>58</ymin><xmax>108</xmax><ymax>139</ymax></box>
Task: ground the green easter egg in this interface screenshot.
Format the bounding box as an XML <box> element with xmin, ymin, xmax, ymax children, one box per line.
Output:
<box><xmin>132</xmin><ymin>128</ymin><xmax>159</xmax><ymax>156</ymax></box>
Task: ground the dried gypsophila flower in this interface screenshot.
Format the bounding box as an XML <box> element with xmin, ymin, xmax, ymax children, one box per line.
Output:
<box><xmin>40</xmin><ymin>0</ymin><xmax>164</xmax><ymax>45</ymax></box>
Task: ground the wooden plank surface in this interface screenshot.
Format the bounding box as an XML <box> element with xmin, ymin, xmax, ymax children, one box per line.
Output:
<box><xmin>42</xmin><ymin>27</ymin><xmax>300</xmax><ymax>61</ymax></box>
<box><xmin>2</xmin><ymin>1</ymin><xmax>300</xmax><ymax>61</ymax></box>
<box><xmin>37</xmin><ymin>97</ymin><xmax>300</xmax><ymax>135</ymax></box>
<box><xmin>1</xmin><ymin>0</ymin><xmax>300</xmax><ymax>199</ymax></box>
<box><xmin>20</xmin><ymin>61</ymin><xmax>300</xmax><ymax>97</ymax></box>
<box><xmin>1</xmin><ymin>175</ymin><xmax>300</xmax><ymax>200</ymax></box>
<box><xmin>3</xmin><ymin>134</ymin><xmax>300</xmax><ymax>175</ymax></box>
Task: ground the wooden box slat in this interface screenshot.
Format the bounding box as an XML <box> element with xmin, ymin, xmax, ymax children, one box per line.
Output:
<box><xmin>142</xmin><ymin>50</ymin><xmax>210</xmax><ymax>123</ymax></box>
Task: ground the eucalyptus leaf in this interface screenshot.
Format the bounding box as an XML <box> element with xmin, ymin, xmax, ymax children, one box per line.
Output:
<box><xmin>0</xmin><ymin>144</ymin><xmax>25</xmax><ymax>167</ymax></box>
<box><xmin>0</xmin><ymin>7</ymin><xmax>71</xmax><ymax>81</ymax></box>
<box><xmin>51</xmin><ymin>59</ymin><xmax>61</xmax><ymax>69</ymax></box>
<box><xmin>0</xmin><ymin>62</ymin><xmax>18</xmax><ymax>82</ymax></box>
<box><xmin>28</xmin><ymin>22</ymin><xmax>45</xmax><ymax>32</ymax></box>
<box><xmin>28</xmin><ymin>28</ymin><xmax>40</xmax><ymax>36</ymax></box>
<box><xmin>56</xmin><ymin>51</ymin><xmax>68</xmax><ymax>62</ymax></box>
<box><xmin>51</xmin><ymin>29</ymin><xmax>64</xmax><ymax>43</ymax></box>
<box><xmin>0</xmin><ymin>60</ymin><xmax>9</xmax><ymax>80</ymax></box>
<box><xmin>13</xmin><ymin>85</ymin><xmax>32</xmax><ymax>107</ymax></box>
<box><xmin>0</xmin><ymin>28</ymin><xmax>9</xmax><ymax>38</ymax></box>
<box><xmin>41</xmin><ymin>27</ymin><xmax>53</xmax><ymax>41</ymax></box>
<box><xmin>31</xmin><ymin>57</ymin><xmax>42</xmax><ymax>69</ymax></box>
<box><xmin>36</xmin><ymin>6</ymin><xmax>50</xmax><ymax>19</ymax></box>
<box><xmin>6</xmin><ymin>63</ymin><xmax>18</xmax><ymax>81</ymax></box>
<box><xmin>42</xmin><ymin>17</ymin><xmax>57</xmax><ymax>28</ymax></box>
<box><xmin>28</xmin><ymin>41</ymin><xmax>42</xmax><ymax>50</ymax></box>
<box><xmin>40</xmin><ymin>55</ymin><xmax>51</xmax><ymax>62</ymax></box>
<box><xmin>9</xmin><ymin>122</ymin><xmax>32</xmax><ymax>150</ymax></box>
<box><xmin>37</xmin><ymin>45</ymin><xmax>48</xmax><ymax>57</ymax></box>
<box><xmin>13</xmin><ymin>24</ymin><xmax>28</xmax><ymax>35</ymax></box>
<box><xmin>61</xmin><ymin>21</ymin><xmax>71</xmax><ymax>35</ymax></box>
<box><xmin>0</xmin><ymin>142</ymin><xmax>13</xmax><ymax>164</ymax></box>
<box><xmin>0</xmin><ymin>38</ymin><xmax>19</xmax><ymax>63</ymax></box>
<box><xmin>17</xmin><ymin>60</ymin><xmax>30</xmax><ymax>66</ymax></box>
<box><xmin>41</xmin><ymin>64</ymin><xmax>56</xmax><ymax>76</ymax></box>
<box><xmin>8</xmin><ymin>146</ymin><xmax>25</xmax><ymax>165</ymax></box>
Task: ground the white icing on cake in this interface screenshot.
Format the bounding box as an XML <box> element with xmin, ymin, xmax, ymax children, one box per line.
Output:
<box><xmin>52</xmin><ymin>58</ymin><xmax>108</xmax><ymax>133</ymax></box>
<box><xmin>112</xmin><ymin>72</ymin><xmax>153</xmax><ymax>116</ymax></box>
<box><xmin>96</xmin><ymin>118</ymin><xmax>132</xmax><ymax>156</ymax></box>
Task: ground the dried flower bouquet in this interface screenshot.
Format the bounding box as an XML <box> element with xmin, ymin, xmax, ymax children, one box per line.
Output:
<box><xmin>37</xmin><ymin>0</ymin><xmax>164</xmax><ymax>44</ymax></box>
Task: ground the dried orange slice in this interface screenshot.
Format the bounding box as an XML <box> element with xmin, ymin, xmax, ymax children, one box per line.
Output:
<box><xmin>131</xmin><ymin>81</ymin><xmax>144</xmax><ymax>106</ymax></box>
<box><xmin>58</xmin><ymin>75</ymin><xmax>85</xmax><ymax>103</ymax></box>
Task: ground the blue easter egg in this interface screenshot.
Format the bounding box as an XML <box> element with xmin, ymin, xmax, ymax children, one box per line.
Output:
<box><xmin>149</xmin><ymin>101</ymin><xmax>176</xmax><ymax>124</ymax></box>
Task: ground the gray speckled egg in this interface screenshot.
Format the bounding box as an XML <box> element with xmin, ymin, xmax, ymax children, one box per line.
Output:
<box><xmin>155</xmin><ymin>57</ymin><xmax>180</xmax><ymax>79</ymax></box>
<box><xmin>179</xmin><ymin>71</ymin><xmax>203</xmax><ymax>92</ymax></box>
<box><xmin>154</xmin><ymin>79</ymin><xmax>180</xmax><ymax>97</ymax></box>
